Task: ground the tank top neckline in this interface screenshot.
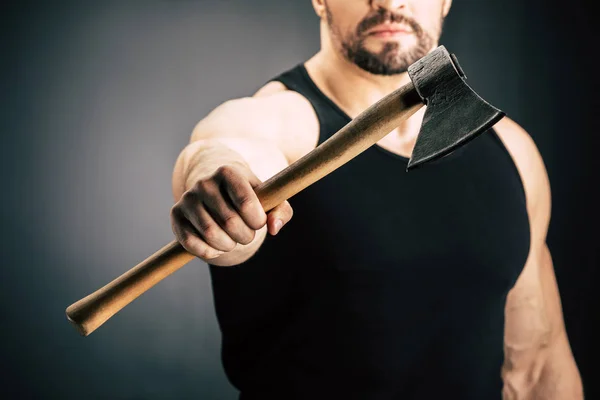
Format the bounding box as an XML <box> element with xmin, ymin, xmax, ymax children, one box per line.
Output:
<box><xmin>297</xmin><ymin>63</ymin><xmax>410</xmax><ymax>163</ymax></box>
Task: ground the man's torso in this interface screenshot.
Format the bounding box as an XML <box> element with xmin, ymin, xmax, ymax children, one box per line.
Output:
<box><xmin>208</xmin><ymin>64</ymin><xmax>530</xmax><ymax>399</ymax></box>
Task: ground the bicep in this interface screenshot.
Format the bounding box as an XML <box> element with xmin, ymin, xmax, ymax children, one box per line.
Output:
<box><xmin>175</xmin><ymin>97</ymin><xmax>290</xmax><ymax>192</ymax></box>
<box><xmin>173</xmin><ymin>90</ymin><xmax>317</xmax><ymax>199</ymax></box>
<box><xmin>190</xmin><ymin>91</ymin><xmax>318</xmax><ymax>165</ymax></box>
<box><xmin>194</xmin><ymin>136</ymin><xmax>290</xmax><ymax>182</ymax></box>
<box><xmin>172</xmin><ymin>96</ymin><xmax>292</xmax><ymax>200</ymax></box>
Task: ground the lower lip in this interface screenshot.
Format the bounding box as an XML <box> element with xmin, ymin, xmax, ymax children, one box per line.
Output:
<box><xmin>369</xmin><ymin>31</ymin><xmax>411</xmax><ymax>38</ymax></box>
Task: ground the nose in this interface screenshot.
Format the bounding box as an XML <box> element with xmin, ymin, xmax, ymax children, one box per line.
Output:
<box><xmin>372</xmin><ymin>0</ymin><xmax>407</xmax><ymax>11</ymax></box>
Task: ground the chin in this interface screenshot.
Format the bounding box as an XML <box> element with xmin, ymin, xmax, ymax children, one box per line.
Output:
<box><xmin>369</xmin><ymin>37</ymin><xmax>417</xmax><ymax>51</ymax></box>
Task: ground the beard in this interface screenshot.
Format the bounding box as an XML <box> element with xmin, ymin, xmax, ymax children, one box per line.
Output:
<box><xmin>326</xmin><ymin>8</ymin><xmax>442</xmax><ymax>75</ymax></box>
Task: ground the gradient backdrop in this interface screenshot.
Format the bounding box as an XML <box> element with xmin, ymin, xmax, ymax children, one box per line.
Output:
<box><xmin>2</xmin><ymin>0</ymin><xmax>598</xmax><ymax>399</ymax></box>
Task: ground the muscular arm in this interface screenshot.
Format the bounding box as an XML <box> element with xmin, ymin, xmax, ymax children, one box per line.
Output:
<box><xmin>495</xmin><ymin>118</ymin><xmax>583</xmax><ymax>399</ymax></box>
<box><xmin>171</xmin><ymin>83</ymin><xmax>318</xmax><ymax>265</ymax></box>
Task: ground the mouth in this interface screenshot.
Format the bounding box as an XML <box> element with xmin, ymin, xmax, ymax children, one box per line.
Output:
<box><xmin>366</xmin><ymin>24</ymin><xmax>413</xmax><ymax>38</ymax></box>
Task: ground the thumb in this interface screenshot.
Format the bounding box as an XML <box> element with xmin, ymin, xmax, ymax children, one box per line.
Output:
<box><xmin>266</xmin><ymin>200</ymin><xmax>293</xmax><ymax>235</ymax></box>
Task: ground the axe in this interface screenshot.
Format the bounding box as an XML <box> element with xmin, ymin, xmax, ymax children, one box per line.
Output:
<box><xmin>66</xmin><ymin>45</ymin><xmax>504</xmax><ymax>336</ymax></box>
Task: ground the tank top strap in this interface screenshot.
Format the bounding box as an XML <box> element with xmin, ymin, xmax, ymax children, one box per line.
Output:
<box><xmin>270</xmin><ymin>64</ymin><xmax>351</xmax><ymax>145</ymax></box>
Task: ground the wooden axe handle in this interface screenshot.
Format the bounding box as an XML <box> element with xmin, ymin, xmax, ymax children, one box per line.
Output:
<box><xmin>66</xmin><ymin>82</ymin><xmax>423</xmax><ymax>336</ymax></box>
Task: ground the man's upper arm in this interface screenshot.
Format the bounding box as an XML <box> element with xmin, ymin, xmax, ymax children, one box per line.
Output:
<box><xmin>190</xmin><ymin>84</ymin><xmax>319</xmax><ymax>166</ymax></box>
<box><xmin>172</xmin><ymin>84</ymin><xmax>319</xmax><ymax>198</ymax></box>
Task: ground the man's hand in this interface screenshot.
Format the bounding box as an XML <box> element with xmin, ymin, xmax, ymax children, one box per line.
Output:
<box><xmin>170</xmin><ymin>82</ymin><xmax>317</xmax><ymax>265</ymax></box>
<box><xmin>170</xmin><ymin>163</ymin><xmax>293</xmax><ymax>262</ymax></box>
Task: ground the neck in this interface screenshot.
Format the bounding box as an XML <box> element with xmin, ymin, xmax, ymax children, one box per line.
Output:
<box><xmin>304</xmin><ymin>27</ymin><xmax>432</xmax><ymax>152</ymax></box>
<box><xmin>306</xmin><ymin>49</ymin><xmax>412</xmax><ymax>118</ymax></box>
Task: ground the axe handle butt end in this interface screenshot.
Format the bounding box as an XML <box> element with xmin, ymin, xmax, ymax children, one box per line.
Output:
<box><xmin>65</xmin><ymin>240</ymin><xmax>195</xmax><ymax>336</ymax></box>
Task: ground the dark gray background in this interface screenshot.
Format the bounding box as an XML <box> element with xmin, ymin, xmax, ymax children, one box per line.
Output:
<box><xmin>2</xmin><ymin>0</ymin><xmax>598</xmax><ymax>399</ymax></box>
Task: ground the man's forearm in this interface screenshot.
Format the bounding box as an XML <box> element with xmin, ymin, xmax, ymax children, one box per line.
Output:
<box><xmin>172</xmin><ymin>138</ymin><xmax>269</xmax><ymax>266</ymax></box>
<box><xmin>502</xmin><ymin>333</ymin><xmax>584</xmax><ymax>399</ymax></box>
<box><xmin>530</xmin><ymin>332</ymin><xmax>584</xmax><ymax>399</ymax></box>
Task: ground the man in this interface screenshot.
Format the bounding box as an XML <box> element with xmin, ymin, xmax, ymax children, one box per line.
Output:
<box><xmin>170</xmin><ymin>0</ymin><xmax>583</xmax><ymax>398</ymax></box>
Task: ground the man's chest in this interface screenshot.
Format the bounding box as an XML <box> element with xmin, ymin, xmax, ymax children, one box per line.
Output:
<box><xmin>287</xmin><ymin>133</ymin><xmax>530</xmax><ymax>294</ymax></box>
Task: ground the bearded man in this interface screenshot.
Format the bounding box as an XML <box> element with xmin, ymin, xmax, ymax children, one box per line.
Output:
<box><xmin>170</xmin><ymin>1</ymin><xmax>583</xmax><ymax>398</ymax></box>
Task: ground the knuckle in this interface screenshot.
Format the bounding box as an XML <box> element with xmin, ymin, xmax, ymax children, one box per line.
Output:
<box><xmin>171</xmin><ymin>208</ymin><xmax>188</xmax><ymax>230</ymax></box>
<box><xmin>197</xmin><ymin>218</ymin><xmax>213</xmax><ymax>235</ymax></box>
<box><xmin>201</xmin><ymin>224</ymin><xmax>219</xmax><ymax>243</ymax></box>
<box><xmin>170</xmin><ymin>204</ymin><xmax>182</xmax><ymax>220</ymax></box>
<box><xmin>176</xmin><ymin>224</ymin><xmax>223</xmax><ymax>260</ymax></box>
<box><xmin>216</xmin><ymin>165</ymin><xmax>237</xmax><ymax>180</ymax></box>
<box><xmin>182</xmin><ymin>238</ymin><xmax>217</xmax><ymax>259</ymax></box>
<box><xmin>194</xmin><ymin>179</ymin><xmax>214</xmax><ymax>195</ymax></box>
<box><xmin>196</xmin><ymin>247</ymin><xmax>214</xmax><ymax>259</ymax></box>
<box><xmin>181</xmin><ymin>189</ymin><xmax>198</xmax><ymax>205</ymax></box>
<box><xmin>222</xmin><ymin>214</ymin><xmax>241</xmax><ymax>232</ymax></box>
<box><xmin>179</xmin><ymin>232</ymin><xmax>197</xmax><ymax>251</ymax></box>
<box><xmin>236</xmin><ymin>194</ymin><xmax>258</xmax><ymax>214</ymax></box>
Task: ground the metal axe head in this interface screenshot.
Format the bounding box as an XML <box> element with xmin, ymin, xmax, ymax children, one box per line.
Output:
<box><xmin>406</xmin><ymin>46</ymin><xmax>505</xmax><ymax>170</ymax></box>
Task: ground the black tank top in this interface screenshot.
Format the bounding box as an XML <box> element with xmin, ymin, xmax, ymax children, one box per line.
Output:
<box><xmin>208</xmin><ymin>65</ymin><xmax>531</xmax><ymax>399</ymax></box>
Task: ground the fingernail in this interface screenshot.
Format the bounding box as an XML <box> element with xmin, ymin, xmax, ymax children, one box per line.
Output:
<box><xmin>274</xmin><ymin>219</ymin><xmax>283</xmax><ymax>234</ymax></box>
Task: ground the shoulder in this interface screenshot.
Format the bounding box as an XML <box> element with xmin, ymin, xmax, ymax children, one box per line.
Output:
<box><xmin>192</xmin><ymin>80</ymin><xmax>319</xmax><ymax>164</ymax></box>
<box><xmin>493</xmin><ymin>117</ymin><xmax>551</xmax><ymax>240</ymax></box>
